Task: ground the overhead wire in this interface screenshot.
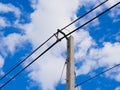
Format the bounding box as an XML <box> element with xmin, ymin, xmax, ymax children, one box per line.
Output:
<box><xmin>0</xmin><ymin>0</ymin><xmax>108</xmax><ymax>82</ymax></box>
<box><xmin>0</xmin><ymin>34</ymin><xmax>55</xmax><ymax>81</ymax></box>
<box><xmin>0</xmin><ymin>40</ymin><xmax>60</xmax><ymax>89</ymax></box>
<box><xmin>60</xmin><ymin>0</ymin><xmax>109</xmax><ymax>31</ymax></box>
<box><xmin>63</xmin><ymin>1</ymin><xmax>120</xmax><ymax>38</ymax></box>
<box><xmin>0</xmin><ymin>1</ymin><xmax>119</xmax><ymax>89</ymax></box>
<box><xmin>75</xmin><ymin>63</ymin><xmax>120</xmax><ymax>88</ymax></box>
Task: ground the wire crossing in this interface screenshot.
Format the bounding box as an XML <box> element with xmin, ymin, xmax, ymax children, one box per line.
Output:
<box><xmin>0</xmin><ymin>1</ymin><xmax>120</xmax><ymax>89</ymax></box>
<box><xmin>0</xmin><ymin>0</ymin><xmax>108</xmax><ymax>82</ymax></box>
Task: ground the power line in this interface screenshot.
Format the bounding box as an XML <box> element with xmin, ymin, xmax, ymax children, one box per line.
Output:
<box><xmin>0</xmin><ymin>1</ymin><xmax>119</xmax><ymax>89</ymax></box>
<box><xmin>0</xmin><ymin>0</ymin><xmax>108</xmax><ymax>82</ymax></box>
<box><xmin>75</xmin><ymin>63</ymin><xmax>120</xmax><ymax>87</ymax></box>
<box><xmin>63</xmin><ymin>1</ymin><xmax>120</xmax><ymax>38</ymax></box>
<box><xmin>0</xmin><ymin>40</ymin><xmax>60</xmax><ymax>89</ymax></box>
<box><xmin>60</xmin><ymin>0</ymin><xmax>109</xmax><ymax>31</ymax></box>
<box><xmin>0</xmin><ymin>34</ymin><xmax>55</xmax><ymax>81</ymax></box>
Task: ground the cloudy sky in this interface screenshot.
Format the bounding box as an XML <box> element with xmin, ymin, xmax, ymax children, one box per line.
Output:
<box><xmin>0</xmin><ymin>0</ymin><xmax>120</xmax><ymax>90</ymax></box>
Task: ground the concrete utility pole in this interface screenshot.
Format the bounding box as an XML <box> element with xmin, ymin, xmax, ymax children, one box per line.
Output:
<box><xmin>66</xmin><ymin>35</ymin><xmax>75</xmax><ymax>90</ymax></box>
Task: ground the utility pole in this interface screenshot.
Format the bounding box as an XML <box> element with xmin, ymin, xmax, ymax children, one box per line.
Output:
<box><xmin>66</xmin><ymin>35</ymin><xmax>75</xmax><ymax>90</ymax></box>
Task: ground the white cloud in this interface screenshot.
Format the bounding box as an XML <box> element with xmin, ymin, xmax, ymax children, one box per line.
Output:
<box><xmin>75</xmin><ymin>86</ymin><xmax>81</xmax><ymax>90</ymax></box>
<box><xmin>106</xmin><ymin>68</ymin><xmax>120</xmax><ymax>82</ymax></box>
<box><xmin>0</xmin><ymin>3</ymin><xmax>21</xmax><ymax>18</ymax></box>
<box><xmin>28</xmin><ymin>52</ymin><xmax>65</xmax><ymax>90</ymax></box>
<box><xmin>98</xmin><ymin>42</ymin><xmax>120</xmax><ymax>66</ymax></box>
<box><xmin>30</xmin><ymin>0</ymin><xmax>38</xmax><ymax>9</ymax></box>
<box><xmin>105</xmin><ymin>0</ymin><xmax>119</xmax><ymax>7</ymax></box>
<box><xmin>104</xmin><ymin>0</ymin><xmax>120</xmax><ymax>23</ymax></box>
<box><xmin>2</xmin><ymin>33</ymin><xmax>27</xmax><ymax>54</ymax></box>
<box><xmin>0</xmin><ymin>3</ymin><xmax>23</xmax><ymax>30</ymax></box>
<box><xmin>109</xmin><ymin>7</ymin><xmax>120</xmax><ymax>23</ymax></box>
<box><xmin>89</xmin><ymin>42</ymin><xmax>120</xmax><ymax>67</ymax></box>
<box><xmin>77</xmin><ymin>60</ymin><xmax>96</xmax><ymax>75</ymax></box>
<box><xmin>0</xmin><ymin>55</ymin><xmax>4</xmax><ymax>69</ymax></box>
<box><xmin>74</xmin><ymin>41</ymin><xmax>120</xmax><ymax>85</ymax></box>
<box><xmin>0</xmin><ymin>39</ymin><xmax>7</xmax><ymax>58</ymax></box>
<box><xmin>115</xmin><ymin>86</ymin><xmax>120</xmax><ymax>90</ymax></box>
<box><xmin>73</xmin><ymin>30</ymin><xmax>97</xmax><ymax>76</ymax></box>
<box><xmin>73</xmin><ymin>32</ymin><xmax>120</xmax><ymax>80</ymax></box>
<box><xmin>76</xmin><ymin>0</ymin><xmax>120</xmax><ymax>27</ymax></box>
<box><xmin>0</xmin><ymin>17</ymin><xmax>10</xmax><ymax>28</ymax></box>
<box><xmin>0</xmin><ymin>55</ymin><xmax>4</xmax><ymax>76</ymax></box>
<box><xmin>0</xmin><ymin>32</ymin><xmax>28</xmax><ymax>74</ymax></box>
<box><xmin>74</xmin><ymin>30</ymin><xmax>95</xmax><ymax>61</ymax></box>
<box><xmin>76</xmin><ymin>0</ymin><xmax>104</xmax><ymax>27</ymax></box>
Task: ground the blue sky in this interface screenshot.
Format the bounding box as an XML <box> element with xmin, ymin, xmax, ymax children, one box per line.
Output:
<box><xmin>0</xmin><ymin>0</ymin><xmax>120</xmax><ymax>90</ymax></box>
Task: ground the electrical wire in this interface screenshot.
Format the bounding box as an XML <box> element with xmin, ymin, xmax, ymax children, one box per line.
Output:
<box><xmin>0</xmin><ymin>34</ymin><xmax>55</xmax><ymax>81</ymax></box>
<box><xmin>0</xmin><ymin>40</ymin><xmax>60</xmax><ymax>89</ymax></box>
<box><xmin>0</xmin><ymin>0</ymin><xmax>108</xmax><ymax>82</ymax></box>
<box><xmin>60</xmin><ymin>0</ymin><xmax>109</xmax><ymax>31</ymax></box>
<box><xmin>56</xmin><ymin>61</ymin><xmax>66</xmax><ymax>90</ymax></box>
<box><xmin>63</xmin><ymin>1</ymin><xmax>120</xmax><ymax>38</ymax></box>
<box><xmin>0</xmin><ymin>1</ymin><xmax>119</xmax><ymax>89</ymax></box>
<box><xmin>75</xmin><ymin>63</ymin><xmax>120</xmax><ymax>88</ymax></box>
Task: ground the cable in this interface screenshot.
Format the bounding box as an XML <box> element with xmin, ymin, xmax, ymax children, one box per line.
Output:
<box><xmin>64</xmin><ymin>1</ymin><xmax>120</xmax><ymax>38</ymax></box>
<box><xmin>0</xmin><ymin>1</ymin><xmax>119</xmax><ymax>89</ymax></box>
<box><xmin>75</xmin><ymin>63</ymin><xmax>120</xmax><ymax>87</ymax></box>
<box><xmin>0</xmin><ymin>0</ymin><xmax>108</xmax><ymax>81</ymax></box>
<box><xmin>60</xmin><ymin>0</ymin><xmax>109</xmax><ymax>31</ymax></box>
<box><xmin>56</xmin><ymin>61</ymin><xmax>66</xmax><ymax>90</ymax></box>
<box><xmin>0</xmin><ymin>40</ymin><xmax>60</xmax><ymax>89</ymax></box>
<box><xmin>0</xmin><ymin>34</ymin><xmax>55</xmax><ymax>81</ymax></box>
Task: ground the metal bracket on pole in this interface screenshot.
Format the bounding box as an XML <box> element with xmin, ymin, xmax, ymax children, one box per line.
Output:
<box><xmin>54</xmin><ymin>29</ymin><xmax>68</xmax><ymax>41</ymax></box>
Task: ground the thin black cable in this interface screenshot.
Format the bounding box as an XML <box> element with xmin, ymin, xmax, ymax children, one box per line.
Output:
<box><xmin>0</xmin><ymin>2</ymin><xmax>119</xmax><ymax>89</ymax></box>
<box><xmin>75</xmin><ymin>63</ymin><xmax>120</xmax><ymax>87</ymax></box>
<box><xmin>63</xmin><ymin>1</ymin><xmax>120</xmax><ymax>38</ymax></box>
<box><xmin>0</xmin><ymin>34</ymin><xmax>55</xmax><ymax>81</ymax></box>
<box><xmin>56</xmin><ymin>61</ymin><xmax>66</xmax><ymax>90</ymax></box>
<box><xmin>0</xmin><ymin>0</ymin><xmax>108</xmax><ymax>81</ymax></box>
<box><xmin>60</xmin><ymin>0</ymin><xmax>109</xmax><ymax>31</ymax></box>
<box><xmin>0</xmin><ymin>39</ymin><xmax>61</xmax><ymax>89</ymax></box>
